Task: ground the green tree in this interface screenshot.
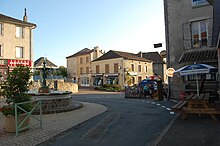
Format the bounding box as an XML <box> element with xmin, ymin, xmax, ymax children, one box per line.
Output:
<box><xmin>59</xmin><ymin>66</ymin><xmax>67</xmax><ymax>77</ymax></box>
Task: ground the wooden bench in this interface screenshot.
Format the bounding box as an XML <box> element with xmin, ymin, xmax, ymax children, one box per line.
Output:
<box><xmin>172</xmin><ymin>93</ymin><xmax>220</xmax><ymax>121</ymax></box>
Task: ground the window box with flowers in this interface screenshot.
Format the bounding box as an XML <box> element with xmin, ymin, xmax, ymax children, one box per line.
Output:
<box><xmin>0</xmin><ymin>66</ymin><xmax>33</xmax><ymax>133</ymax></box>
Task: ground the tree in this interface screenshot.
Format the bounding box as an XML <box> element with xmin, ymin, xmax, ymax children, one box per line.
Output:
<box><xmin>59</xmin><ymin>66</ymin><xmax>67</xmax><ymax>77</ymax></box>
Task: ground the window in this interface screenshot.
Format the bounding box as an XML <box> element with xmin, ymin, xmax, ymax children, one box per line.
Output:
<box><xmin>80</xmin><ymin>58</ymin><xmax>83</xmax><ymax>64</ymax></box>
<box><xmin>138</xmin><ymin>77</ymin><xmax>142</xmax><ymax>82</ymax></box>
<box><xmin>131</xmin><ymin>64</ymin><xmax>134</xmax><ymax>71</ymax></box>
<box><xmin>86</xmin><ymin>67</ymin><xmax>89</xmax><ymax>74</ymax></box>
<box><xmin>80</xmin><ymin>67</ymin><xmax>83</xmax><ymax>74</ymax></box>
<box><xmin>192</xmin><ymin>20</ymin><xmax>208</xmax><ymax>48</ymax></box>
<box><xmin>0</xmin><ymin>23</ymin><xmax>3</xmax><ymax>36</ymax></box>
<box><xmin>145</xmin><ymin>66</ymin><xmax>148</xmax><ymax>72</ymax></box>
<box><xmin>86</xmin><ymin>57</ymin><xmax>89</xmax><ymax>63</ymax></box>
<box><xmin>16</xmin><ymin>47</ymin><xmax>23</xmax><ymax>58</ymax></box>
<box><xmin>138</xmin><ymin>65</ymin><xmax>141</xmax><ymax>72</ymax></box>
<box><xmin>132</xmin><ymin>77</ymin><xmax>135</xmax><ymax>84</ymax></box>
<box><xmin>96</xmin><ymin>65</ymin><xmax>100</xmax><ymax>74</ymax></box>
<box><xmin>16</xmin><ymin>26</ymin><xmax>23</xmax><ymax>38</ymax></box>
<box><xmin>114</xmin><ymin>63</ymin><xmax>118</xmax><ymax>73</ymax></box>
<box><xmin>0</xmin><ymin>45</ymin><xmax>2</xmax><ymax>57</ymax></box>
<box><xmin>105</xmin><ymin>64</ymin><xmax>109</xmax><ymax>73</ymax></box>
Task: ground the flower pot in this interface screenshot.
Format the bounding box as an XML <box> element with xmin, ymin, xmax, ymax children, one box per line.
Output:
<box><xmin>4</xmin><ymin>113</ymin><xmax>30</xmax><ymax>133</ymax></box>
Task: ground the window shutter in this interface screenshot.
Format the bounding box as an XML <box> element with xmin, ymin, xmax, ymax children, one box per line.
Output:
<box><xmin>182</xmin><ymin>22</ymin><xmax>191</xmax><ymax>49</ymax></box>
<box><xmin>207</xmin><ymin>18</ymin><xmax>213</xmax><ymax>47</ymax></box>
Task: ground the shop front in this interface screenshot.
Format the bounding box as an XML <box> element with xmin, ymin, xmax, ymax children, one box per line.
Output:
<box><xmin>105</xmin><ymin>74</ymin><xmax>119</xmax><ymax>85</ymax></box>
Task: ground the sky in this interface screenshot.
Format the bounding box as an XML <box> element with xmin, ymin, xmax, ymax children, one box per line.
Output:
<box><xmin>0</xmin><ymin>0</ymin><xmax>166</xmax><ymax>67</ymax></box>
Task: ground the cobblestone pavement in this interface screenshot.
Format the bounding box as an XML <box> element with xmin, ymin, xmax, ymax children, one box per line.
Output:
<box><xmin>0</xmin><ymin>102</ymin><xmax>107</xmax><ymax>146</ymax></box>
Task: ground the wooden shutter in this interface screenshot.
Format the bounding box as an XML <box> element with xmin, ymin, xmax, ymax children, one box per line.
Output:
<box><xmin>182</xmin><ymin>22</ymin><xmax>192</xmax><ymax>49</ymax></box>
<box><xmin>207</xmin><ymin>18</ymin><xmax>213</xmax><ymax>47</ymax></box>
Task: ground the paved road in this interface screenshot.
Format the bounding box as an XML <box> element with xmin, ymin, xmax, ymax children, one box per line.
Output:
<box><xmin>39</xmin><ymin>89</ymin><xmax>176</xmax><ymax>146</ymax></box>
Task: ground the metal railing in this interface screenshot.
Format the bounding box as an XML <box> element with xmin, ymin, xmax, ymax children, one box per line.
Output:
<box><xmin>15</xmin><ymin>100</ymin><xmax>42</xmax><ymax>136</ymax></box>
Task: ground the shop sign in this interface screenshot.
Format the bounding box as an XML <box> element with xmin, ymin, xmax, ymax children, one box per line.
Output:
<box><xmin>8</xmin><ymin>59</ymin><xmax>32</xmax><ymax>67</ymax></box>
<box><xmin>166</xmin><ymin>68</ymin><xmax>175</xmax><ymax>77</ymax></box>
<box><xmin>191</xmin><ymin>0</ymin><xmax>209</xmax><ymax>8</ymax></box>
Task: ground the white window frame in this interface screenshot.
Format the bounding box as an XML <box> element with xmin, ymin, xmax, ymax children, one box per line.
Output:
<box><xmin>191</xmin><ymin>20</ymin><xmax>208</xmax><ymax>48</ymax></box>
<box><xmin>15</xmin><ymin>46</ymin><xmax>24</xmax><ymax>58</ymax></box>
<box><xmin>16</xmin><ymin>26</ymin><xmax>24</xmax><ymax>38</ymax></box>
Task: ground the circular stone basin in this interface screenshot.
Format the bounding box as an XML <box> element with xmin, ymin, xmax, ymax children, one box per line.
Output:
<box><xmin>27</xmin><ymin>91</ymin><xmax>82</xmax><ymax>114</ymax></box>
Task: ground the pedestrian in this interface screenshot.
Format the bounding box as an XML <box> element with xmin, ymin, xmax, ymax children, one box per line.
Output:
<box><xmin>143</xmin><ymin>84</ymin><xmax>149</xmax><ymax>98</ymax></box>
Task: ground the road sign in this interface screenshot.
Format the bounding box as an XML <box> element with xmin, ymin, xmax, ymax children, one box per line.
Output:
<box><xmin>166</xmin><ymin>68</ymin><xmax>175</xmax><ymax>77</ymax></box>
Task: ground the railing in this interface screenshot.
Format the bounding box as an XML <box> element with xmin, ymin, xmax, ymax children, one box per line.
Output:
<box><xmin>15</xmin><ymin>100</ymin><xmax>42</xmax><ymax>136</ymax></box>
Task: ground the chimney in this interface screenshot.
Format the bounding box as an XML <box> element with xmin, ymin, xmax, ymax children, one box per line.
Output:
<box><xmin>23</xmin><ymin>8</ymin><xmax>27</xmax><ymax>22</ymax></box>
<box><xmin>140</xmin><ymin>51</ymin><xmax>142</xmax><ymax>58</ymax></box>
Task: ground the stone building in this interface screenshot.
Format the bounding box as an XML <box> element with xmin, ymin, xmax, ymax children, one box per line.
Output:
<box><xmin>0</xmin><ymin>9</ymin><xmax>36</xmax><ymax>79</ymax></box>
<box><xmin>137</xmin><ymin>51</ymin><xmax>167</xmax><ymax>83</ymax></box>
<box><xmin>208</xmin><ymin>0</ymin><xmax>220</xmax><ymax>92</ymax></box>
<box><xmin>164</xmin><ymin>0</ymin><xmax>218</xmax><ymax>98</ymax></box>
<box><xmin>91</xmin><ymin>50</ymin><xmax>153</xmax><ymax>88</ymax></box>
<box><xmin>66</xmin><ymin>46</ymin><xmax>104</xmax><ymax>86</ymax></box>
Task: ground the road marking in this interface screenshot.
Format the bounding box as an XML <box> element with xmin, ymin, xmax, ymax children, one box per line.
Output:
<box><xmin>166</xmin><ymin>108</ymin><xmax>171</xmax><ymax>111</ymax></box>
<box><xmin>170</xmin><ymin>112</ymin><xmax>175</xmax><ymax>114</ymax></box>
<box><xmin>161</xmin><ymin>106</ymin><xmax>166</xmax><ymax>108</ymax></box>
<box><xmin>156</xmin><ymin>104</ymin><xmax>161</xmax><ymax>106</ymax></box>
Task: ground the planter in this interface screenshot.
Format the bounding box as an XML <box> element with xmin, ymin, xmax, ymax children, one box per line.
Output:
<box><xmin>4</xmin><ymin>113</ymin><xmax>30</xmax><ymax>133</ymax></box>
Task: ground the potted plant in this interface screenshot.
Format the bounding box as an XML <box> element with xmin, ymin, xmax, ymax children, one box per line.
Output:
<box><xmin>0</xmin><ymin>66</ymin><xmax>33</xmax><ymax>132</ymax></box>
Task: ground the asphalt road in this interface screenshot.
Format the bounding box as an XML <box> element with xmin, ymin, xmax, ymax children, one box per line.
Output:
<box><xmin>39</xmin><ymin>89</ymin><xmax>176</xmax><ymax>146</ymax></box>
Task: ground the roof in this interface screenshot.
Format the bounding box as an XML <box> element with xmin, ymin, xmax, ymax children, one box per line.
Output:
<box><xmin>93</xmin><ymin>50</ymin><xmax>152</xmax><ymax>62</ymax></box>
<box><xmin>0</xmin><ymin>13</ymin><xmax>36</xmax><ymax>27</ymax></box>
<box><xmin>34</xmin><ymin>57</ymin><xmax>58</xmax><ymax>68</ymax></box>
<box><xmin>137</xmin><ymin>52</ymin><xmax>164</xmax><ymax>64</ymax></box>
<box><xmin>178</xmin><ymin>50</ymin><xmax>218</xmax><ymax>63</ymax></box>
<box><xmin>66</xmin><ymin>48</ymin><xmax>93</xmax><ymax>58</ymax></box>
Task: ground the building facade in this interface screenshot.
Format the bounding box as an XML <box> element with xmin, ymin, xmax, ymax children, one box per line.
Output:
<box><xmin>164</xmin><ymin>0</ymin><xmax>218</xmax><ymax>98</ymax></box>
<box><xmin>137</xmin><ymin>51</ymin><xmax>167</xmax><ymax>83</ymax></box>
<box><xmin>0</xmin><ymin>10</ymin><xmax>36</xmax><ymax>79</ymax></box>
<box><xmin>91</xmin><ymin>50</ymin><xmax>153</xmax><ymax>88</ymax></box>
<box><xmin>66</xmin><ymin>46</ymin><xmax>104</xmax><ymax>86</ymax></box>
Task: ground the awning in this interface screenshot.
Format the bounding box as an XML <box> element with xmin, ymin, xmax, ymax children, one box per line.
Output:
<box><xmin>105</xmin><ymin>74</ymin><xmax>119</xmax><ymax>77</ymax></box>
<box><xmin>178</xmin><ymin>50</ymin><xmax>217</xmax><ymax>63</ymax></box>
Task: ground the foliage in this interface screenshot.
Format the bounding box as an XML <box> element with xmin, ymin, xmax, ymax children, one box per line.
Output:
<box><xmin>58</xmin><ymin>66</ymin><xmax>67</xmax><ymax>77</ymax></box>
<box><xmin>33</xmin><ymin>70</ymin><xmax>40</xmax><ymax>75</ymax></box>
<box><xmin>0</xmin><ymin>66</ymin><xmax>33</xmax><ymax>116</ymax></box>
<box><xmin>125</xmin><ymin>73</ymin><xmax>132</xmax><ymax>86</ymax></box>
<box><xmin>97</xmin><ymin>84</ymin><xmax>122</xmax><ymax>92</ymax></box>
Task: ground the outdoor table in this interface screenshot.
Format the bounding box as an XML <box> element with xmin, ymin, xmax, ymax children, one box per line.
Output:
<box><xmin>172</xmin><ymin>93</ymin><xmax>220</xmax><ymax>121</ymax></box>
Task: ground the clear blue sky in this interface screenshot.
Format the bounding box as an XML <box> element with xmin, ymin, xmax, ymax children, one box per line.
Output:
<box><xmin>0</xmin><ymin>0</ymin><xmax>165</xmax><ymax>67</ymax></box>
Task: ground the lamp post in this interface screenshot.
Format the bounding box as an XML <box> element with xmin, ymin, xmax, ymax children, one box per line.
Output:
<box><xmin>42</xmin><ymin>57</ymin><xmax>47</xmax><ymax>88</ymax></box>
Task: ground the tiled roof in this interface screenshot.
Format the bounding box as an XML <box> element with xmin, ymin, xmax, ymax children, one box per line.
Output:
<box><xmin>66</xmin><ymin>48</ymin><xmax>93</xmax><ymax>58</ymax></box>
<box><xmin>178</xmin><ymin>50</ymin><xmax>218</xmax><ymax>63</ymax></box>
<box><xmin>137</xmin><ymin>52</ymin><xmax>164</xmax><ymax>63</ymax></box>
<box><xmin>93</xmin><ymin>50</ymin><xmax>152</xmax><ymax>62</ymax></box>
<box><xmin>34</xmin><ymin>57</ymin><xmax>58</xmax><ymax>68</ymax></box>
<box><xmin>0</xmin><ymin>14</ymin><xmax>36</xmax><ymax>27</ymax></box>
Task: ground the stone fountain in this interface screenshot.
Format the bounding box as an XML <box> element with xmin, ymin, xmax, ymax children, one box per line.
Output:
<box><xmin>28</xmin><ymin>57</ymin><xmax>82</xmax><ymax>114</ymax></box>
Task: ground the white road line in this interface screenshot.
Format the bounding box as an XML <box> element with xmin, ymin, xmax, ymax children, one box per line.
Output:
<box><xmin>166</xmin><ymin>108</ymin><xmax>171</xmax><ymax>111</ymax></box>
<box><xmin>170</xmin><ymin>111</ymin><xmax>175</xmax><ymax>114</ymax></box>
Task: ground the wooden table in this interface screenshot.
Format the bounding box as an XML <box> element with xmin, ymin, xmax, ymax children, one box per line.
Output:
<box><xmin>172</xmin><ymin>93</ymin><xmax>220</xmax><ymax>121</ymax></box>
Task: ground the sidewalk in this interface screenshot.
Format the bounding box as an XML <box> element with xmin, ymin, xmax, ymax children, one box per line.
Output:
<box><xmin>156</xmin><ymin>113</ymin><xmax>220</xmax><ymax>146</ymax></box>
<box><xmin>0</xmin><ymin>102</ymin><xmax>107</xmax><ymax>146</ymax></box>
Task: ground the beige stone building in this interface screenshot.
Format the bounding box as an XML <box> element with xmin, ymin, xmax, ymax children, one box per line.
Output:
<box><xmin>0</xmin><ymin>10</ymin><xmax>36</xmax><ymax>79</ymax></box>
<box><xmin>66</xmin><ymin>46</ymin><xmax>104</xmax><ymax>86</ymax></box>
<box><xmin>91</xmin><ymin>50</ymin><xmax>153</xmax><ymax>88</ymax></box>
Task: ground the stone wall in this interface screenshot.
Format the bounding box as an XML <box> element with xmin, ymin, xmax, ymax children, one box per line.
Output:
<box><xmin>29</xmin><ymin>80</ymin><xmax>78</xmax><ymax>93</ymax></box>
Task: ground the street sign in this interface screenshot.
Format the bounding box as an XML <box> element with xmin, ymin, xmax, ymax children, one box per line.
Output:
<box><xmin>166</xmin><ymin>68</ymin><xmax>175</xmax><ymax>77</ymax></box>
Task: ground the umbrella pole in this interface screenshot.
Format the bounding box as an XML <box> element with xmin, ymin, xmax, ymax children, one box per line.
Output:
<box><xmin>196</xmin><ymin>74</ymin><xmax>199</xmax><ymax>97</ymax></box>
